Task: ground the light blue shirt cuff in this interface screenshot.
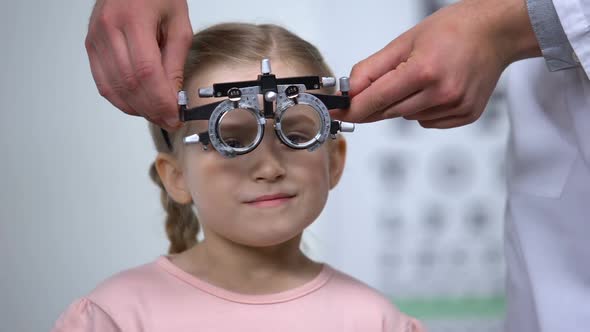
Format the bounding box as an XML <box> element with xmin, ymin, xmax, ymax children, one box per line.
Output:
<box><xmin>526</xmin><ymin>0</ymin><xmax>580</xmax><ymax>71</ymax></box>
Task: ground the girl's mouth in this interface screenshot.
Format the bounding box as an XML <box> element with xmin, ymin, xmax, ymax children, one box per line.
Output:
<box><xmin>245</xmin><ymin>194</ymin><xmax>296</xmax><ymax>207</ymax></box>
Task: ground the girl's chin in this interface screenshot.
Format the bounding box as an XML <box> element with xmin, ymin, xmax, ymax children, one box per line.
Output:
<box><xmin>231</xmin><ymin>231</ymin><xmax>304</xmax><ymax>248</ymax></box>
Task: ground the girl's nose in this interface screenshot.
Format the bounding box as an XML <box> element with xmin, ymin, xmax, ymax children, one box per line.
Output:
<box><xmin>248</xmin><ymin>123</ymin><xmax>287</xmax><ymax>182</ymax></box>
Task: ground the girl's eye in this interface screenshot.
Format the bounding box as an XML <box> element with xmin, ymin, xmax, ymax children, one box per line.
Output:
<box><xmin>286</xmin><ymin>133</ymin><xmax>310</xmax><ymax>144</ymax></box>
<box><xmin>224</xmin><ymin>138</ymin><xmax>244</xmax><ymax>148</ymax></box>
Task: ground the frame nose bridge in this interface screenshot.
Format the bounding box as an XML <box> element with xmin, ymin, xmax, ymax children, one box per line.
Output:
<box><xmin>260</xmin><ymin>118</ymin><xmax>284</xmax><ymax>147</ymax></box>
<box><xmin>255</xmin><ymin>94</ymin><xmax>277</xmax><ymax>119</ymax></box>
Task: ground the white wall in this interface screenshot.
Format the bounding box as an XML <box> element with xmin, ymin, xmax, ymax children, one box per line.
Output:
<box><xmin>1</xmin><ymin>1</ymin><xmax>507</xmax><ymax>332</ymax></box>
<box><xmin>1</xmin><ymin>1</ymin><xmax>167</xmax><ymax>330</ymax></box>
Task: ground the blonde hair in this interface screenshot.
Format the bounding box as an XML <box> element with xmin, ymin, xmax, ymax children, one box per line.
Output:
<box><xmin>148</xmin><ymin>23</ymin><xmax>335</xmax><ymax>254</ymax></box>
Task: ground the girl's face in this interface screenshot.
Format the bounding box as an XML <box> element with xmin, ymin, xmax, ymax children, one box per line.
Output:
<box><xmin>158</xmin><ymin>61</ymin><xmax>346</xmax><ymax>248</ymax></box>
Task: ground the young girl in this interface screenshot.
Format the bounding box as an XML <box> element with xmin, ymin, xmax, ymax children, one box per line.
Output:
<box><xmin>53</xmin><ymin>23</ymin><xmax>423</xmax><ymax>332</ymax></box>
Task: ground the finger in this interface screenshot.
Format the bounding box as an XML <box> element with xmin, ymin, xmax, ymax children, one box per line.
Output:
<box><xmin>331</xmin><ymin>105</ymin><xmax>402</xmax><ymax>124</ymax></box>
<box><xmin>102</xmin><ymin>29</ymin><xmax>163</xmax><ymax>127</ymax></box>
<box><xmin>161</xmin><ymin>5</ymin><xmax>192</xmax><ymax>93</ymax></box>
<box><xmin>101</xmin><ymin>27</ymin><xmax>147</xmax><ymax>115</ymax></box>
<box><xmin>124</xmin><ymin>21</ymin><xmax>179</xmax><ymax>130</ymax></box>
<box><xmin>378</xmin><ymin>89</ymin><xmax>431</xmax><ymax>119</ymax></box>
<box><xmin>418</xmin><ymin>113</ymin><xmax>478</xmax><ymax>129</ymax></box>
<box><xmin>329</xmin><ymin>108</ymin><xmax>351</xmax><ymax>121</ymax></box>
<box><xmin>160</xmin><ymin>13</ymin><xmax>193</xmax><ymax>130</ymax></box>
<box><xmin>343</xmin><ymin>60</ymin><xmax>427</xmax><ymax>123</ymax></box>
<box><xmin>348</xmin><ymin>31</ymin><xmax>413</xmax><ymax>97</ymax></box>
<box><xmin>403</xmin><ymin>107</ymin><xmax>448</xmax><ymax>121</ymax></box>
<box><xmin>402</xmin><ymin>102</ymin><xmax>465</xmax><ymax>121</ymax></box>
<box><xmin>330</xmin><ymin>92</ymin><xmax>415</xmax><ymax>124</ymax></box>
<box><xmin>355</xmin><ymin>108</ymin><xmax>402</xmax><ymax>123</ymax></box>
<box><xmin>86</xmin><ymin>36</ymin><xmax>138</xmax><ymax>116</ymax></box>
<box><xmin>348</xmin><ymin>96</ymin><xmax>460</xmax><ymax>124</ymax></box>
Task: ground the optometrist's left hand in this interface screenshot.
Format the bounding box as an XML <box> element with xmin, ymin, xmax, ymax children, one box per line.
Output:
<box><xmin>85</xmin><ymin>0</ymin><xmax>192</xmax><ymax>131</ymax></box>
<box><xmin>331</xmin><ymin>0</ymin><xmax>541</xmax><ymax>129</ymax></box>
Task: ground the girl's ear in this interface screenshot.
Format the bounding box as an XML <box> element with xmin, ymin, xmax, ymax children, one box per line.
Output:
<box><xmin>154</xmin><ymin>153</ymin><xmax>192</xmax><ymax>204</ymax></box>
<box><xmin>328</xmin><ymin>136</ymin><xmax>347</xmax><ymax>189</ymax></box>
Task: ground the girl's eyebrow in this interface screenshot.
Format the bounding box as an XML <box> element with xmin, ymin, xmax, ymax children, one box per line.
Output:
<box><xmin>218</xmin><ymin>121</ymin><xmax>258</xmax><ymax>131</ymax></box>
<box><xmin>280</xmin><ymin>113</ymin><xmax>318</xmax><ymax>128</ymax></box>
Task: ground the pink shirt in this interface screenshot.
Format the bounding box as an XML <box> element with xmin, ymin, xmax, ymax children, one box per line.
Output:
<box><xmin>53</xmin><ymin>256</ymin><xmax>424</xmax><ymax>332</ymax></box>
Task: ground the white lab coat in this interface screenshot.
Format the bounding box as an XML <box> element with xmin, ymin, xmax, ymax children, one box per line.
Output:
<box><xmin>504</xmin><ymin>1</ymin><xmax>590</xmax><ymax>331</ymax></box>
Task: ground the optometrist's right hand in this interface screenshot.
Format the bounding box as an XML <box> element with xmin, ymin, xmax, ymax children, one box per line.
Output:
<box><xmin>332</xmin><ymin>0</ymin><xmax>541</xmax><ymax>129</ymax></box>
<box><xmin>85</xmin><ymin>0</ymin><xmax>192</xmax><ymax>131</ymax></box>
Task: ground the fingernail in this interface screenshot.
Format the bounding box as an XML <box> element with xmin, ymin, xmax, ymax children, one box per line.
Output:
<box><xmin>164</xmin><ymin>117</ymin><xmax>179</xmax><ymax>128</ymax></box>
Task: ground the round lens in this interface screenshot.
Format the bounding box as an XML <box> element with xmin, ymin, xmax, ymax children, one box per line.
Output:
<box><xmin>279</xmin><ymin>104</ymin><xmax>322</xmax><ymax>147</ymax></box>
<box><xmin>218</xmin><ymin>108</ymin><xmax>260</xmax><ymax>150</ymax></box>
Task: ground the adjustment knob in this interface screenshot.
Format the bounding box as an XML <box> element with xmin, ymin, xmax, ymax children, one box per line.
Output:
<box><xmin>321</xmin><ymin>77</ymin><xmax>336</xmax><ymax>88</ymax></box>
<box><xmin>339</xmin><ymin>77</ymin><xmax>350</xmax><ymax>95</ymax></box>
<box><xmin>177</xmin><ymin>91</ymin><xmax>188</xmax><ymax>105</ymax></box>
<box><xmin>265</xmin><ymin>90</ymin><xmax>277</xmax><ymax>102</ymax></box>
<box><xmin>339</xmin><ymin>121</ymin><xmax>355</xmax><ymax>132</ymax></box>
<box><xmin>198</xmin><ymin>87</ymin><xmax>214</xmax><ymax>97</ymax></box>
<box><xmin>261</xmin><ymin>58</ymin><xmax>272</xmax><ymax>75</ymax></box>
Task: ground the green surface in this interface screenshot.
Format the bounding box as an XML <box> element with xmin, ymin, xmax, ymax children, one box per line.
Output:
<box><xmin>391</xmin><ymin>296</ymin><xmax>505</xmax><ymax>320</ymax></box>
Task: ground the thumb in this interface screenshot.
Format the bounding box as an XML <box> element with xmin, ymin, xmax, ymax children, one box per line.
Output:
<box><xmin>348</xmin><ymin>31</ymin><xmax>413</xmax><ymax>98</ymax></box>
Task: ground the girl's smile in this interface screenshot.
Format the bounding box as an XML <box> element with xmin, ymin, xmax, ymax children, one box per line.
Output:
<box><xmin>244</xmin><ymin>193</ymin><xmax>297</xmax><ymax>208</ymax></box>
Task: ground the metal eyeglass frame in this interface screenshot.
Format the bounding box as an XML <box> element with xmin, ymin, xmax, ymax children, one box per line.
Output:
<box><xmin>161</xmin><ymin>58</ymin><xmax>355</xmax><ymax>158</ymax></box>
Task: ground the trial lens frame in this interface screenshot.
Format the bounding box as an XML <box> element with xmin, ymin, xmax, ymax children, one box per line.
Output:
<box><xmin>161</xmin><ymin>59</ymin><xmax>354</xmax><ymax>155</ymax></box>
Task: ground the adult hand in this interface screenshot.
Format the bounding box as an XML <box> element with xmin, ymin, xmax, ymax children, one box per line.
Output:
<box><xmin>332</xmin><ymin>0</ymin><xmax>541</xmax><ymax>129</ymax></box>
<box><xmin>85</xmin><ymin>0</ymin><xmax>192</xmax><ymax>131</ymax></box>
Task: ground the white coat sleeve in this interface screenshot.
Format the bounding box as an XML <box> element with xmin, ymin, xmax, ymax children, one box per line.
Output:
<box><xmin>553</xmin><ymin>0</ymin><xmax>590</xmax><ymax>76</ymax></box>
